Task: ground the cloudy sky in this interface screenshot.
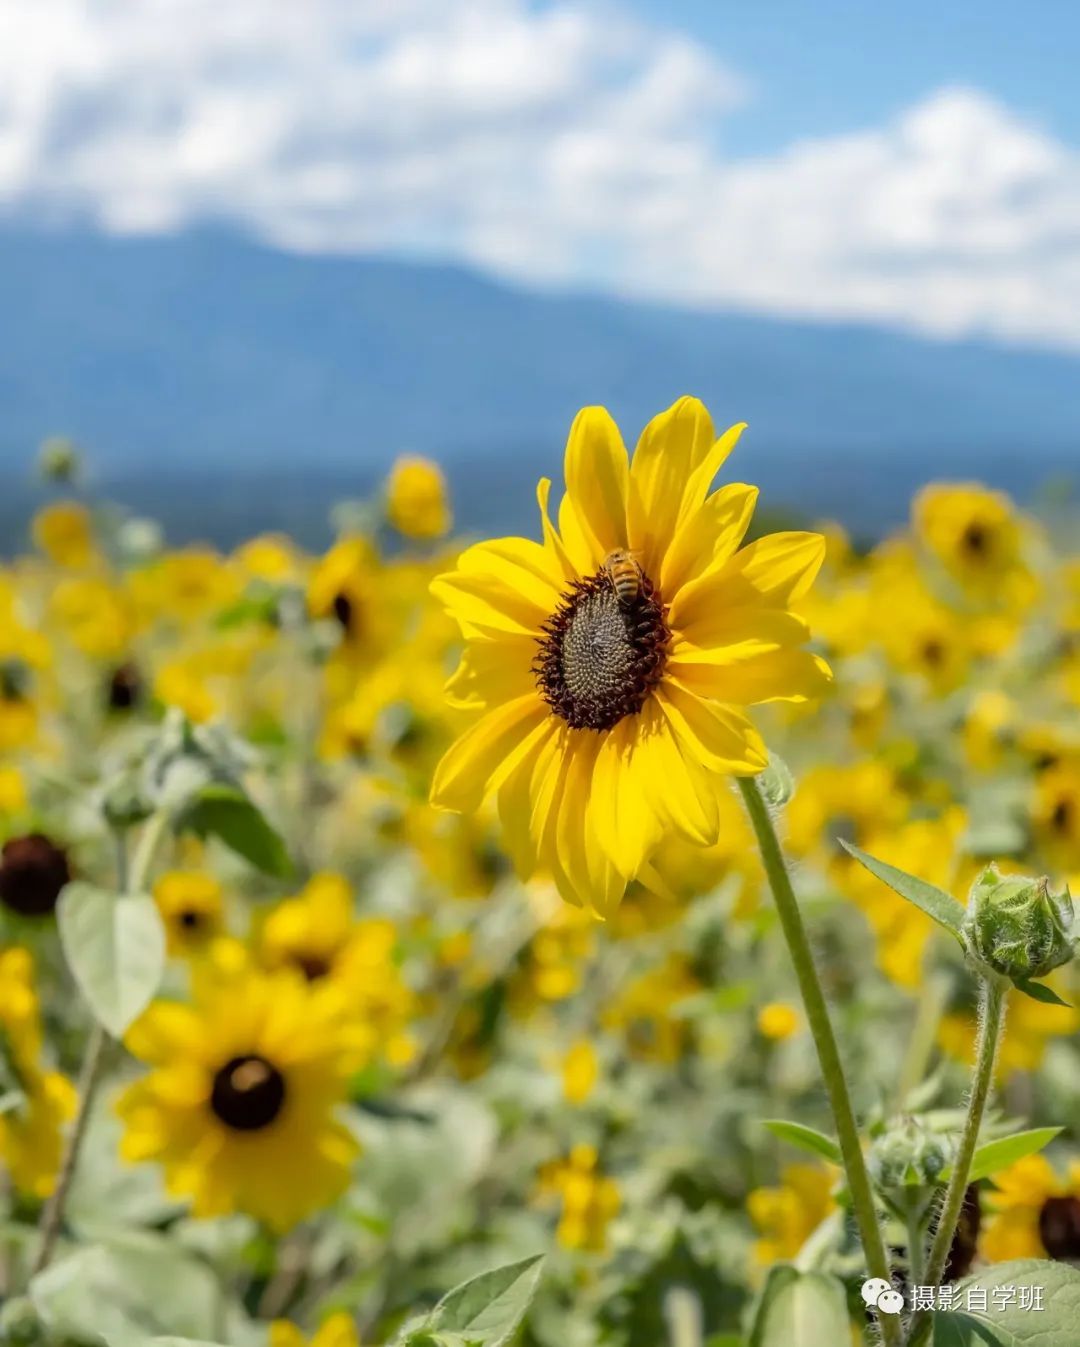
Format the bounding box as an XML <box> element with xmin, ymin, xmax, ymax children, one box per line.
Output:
<box><xmin>2</xmin><ymin>0</ymin><xmax>1079</xmax><ymax>349</ymax></box>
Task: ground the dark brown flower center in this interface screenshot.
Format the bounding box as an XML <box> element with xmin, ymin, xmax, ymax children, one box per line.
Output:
<box><xmin>332</xmin><ymin>592</ymin><xmax>354</xmax><ymax>632</ymax></box>
<box><xmin>178</xmin><ymin>908</ymin><xmax>205</xmax><ymax>932</ymax></box>
<box><xmin>210</xmin><ymin>1055</ymin><xmax>286</xmax><ymax>1131</ymax></box>
<box><xmin>1040</xmin><ymin>1196</ymin><xmax>1080</xmax><ymax>1261</ymax></box>
<box><xmin>1051</xmin><ymin>798</ymin><xmax>1075</xmax><ymax>836</ymax></box>
<box><xmin>962</xmin><ymin>522</ymin><xmax>990</xmax><ymax>557</ymax></box>
<box><xmin>107</xmin><ymin>663</ymin><xmax>142</xmax><ymax>711</ymax></box>
<box><xmin>0</xmin><ymin>834</ymin><xmax>71</xmax><ymax>918</ymax></box>
<box><xmin>944</xmin><ymin>1184</ymin><xmax>982</xmax><ymax>1282</ymax></box>
<box><xmin>295</xmin><ymin>953</ymin><xmax>333</xmax><ymax>981</ymax></box>
<box><xmin>534</xmin><ymin>567</ymin><xmax>670</xmax><ymax>731</ymax></box>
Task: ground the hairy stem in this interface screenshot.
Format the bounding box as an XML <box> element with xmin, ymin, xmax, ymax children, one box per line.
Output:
<box><xmin>906</xmin><ymin>977</ymin><xmax>1006</xmax><ymax>1347</ymax></box>
<box><xmin>738</xmin><ymin>776</ymin><xmax>901</xmax><ymax>1347</ymax></box>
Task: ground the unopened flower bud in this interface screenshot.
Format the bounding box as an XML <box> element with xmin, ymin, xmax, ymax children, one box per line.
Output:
<box><xmin>963</xmin><ymin>865</ymin><xmax>1075</xmax><ymax>982</ymax></box>
<box><xmin>869</xmin><ymin>1117</ymin><xmax>948</xmax><ymax>1189</ymax></box>
<box><xmin>37</xmin><ymin>435</ymin><xmax>81</xmax><ymax>485</ymax></box>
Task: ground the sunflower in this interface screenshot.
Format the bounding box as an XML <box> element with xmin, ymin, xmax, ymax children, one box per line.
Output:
<box><xmin>257</xmin><ymin>873</ymin><xmax>418</xmax><ymax>1068</ymax></box>
<box><xmin>386</xmin><ymin>454</ymin><xmax>452</xmax><ymax>540</ymax></box>
<box><xmin>153</xmin><ymin>869</ymin><xmax>226</xmax><ymax>955</ymax></box>
<box><xmin>270</xmin><ymin>1314</ymin><xmax>360</xmax><ymax>1347</ymax></box>
<box><xmin>747</xmin><ymin>1163</ymin><xmax>836</xmax><ymax>1267</ymax></box>
<box><xmin>429</xmin><ymin>398</ymin><xmax>830</xmax><ymax>916</ymax></box>
<box><xmin>117</xmin><ymin>966</ymin><xmax>363</xmax><ymax>1231</ymax></box>
<box><xmin>913</xmin><ymin>482</ymin><xmax>1025</xmax><ymax>593</ymax></box>
<box><xmin>981</xmin><ymin>1154</ymin><xmax>1080</xmax><ymax>1263</ymax></box>
<box><xmin>536</xmin><ymin>1143</ymin><xmax>621</xmax><ymax>1252</ymax></box>
<box><xmin>0</xmin><ymin>948</ymin><xmax>77</xmax><ymax>1198</ymax></box>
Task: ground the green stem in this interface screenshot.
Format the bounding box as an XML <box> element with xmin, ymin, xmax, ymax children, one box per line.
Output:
<box><xmin>906</xmin><ymin>978</ymin><xmax>1006</xmax><ymax>1347</ymax></box>
<box><xmin>906</xmin><ymin>1195</ymin><xmax>926</xmax><ymax>1288</ymax></box>
<box><xmin>737</xmin><ymin>776</ymin><xmax>902</xmax><ymax>1347</ymax></box>
<box><xmin>31</xmin><ymin>813</ymin><xmax>169</xmax><ymax>1279</ymax></box>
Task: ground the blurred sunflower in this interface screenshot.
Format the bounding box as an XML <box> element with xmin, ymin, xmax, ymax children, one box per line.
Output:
<box><xmin>430</xmin><ymin>398</ymin><xmax>830</xmax><ymax>916</ymax></box>
<box><xmin>981</xmin><ymin>1154</ymin><xmax>1080</xmax><ymax>1263</ymax></box>
<box><xmin>270</xmin><ymin>1314</ymin><xmax>360</xmax><ymax>1347</ymax></box>
<box><xmin>117</xmin><ymin>966</ymin><xmax>363</xmax><ymax>1231</ymax></box>
<box><xmin>0</xmin><ymin>948</ymin><xmax>76</xmax><ymax>1198</ymax></box>
<box><xmin>747</xmin><ymin>1163</ymin><xmax>836</xmax><ymax>1266</ymax></box>
<box><xmin>32</xmin><ymin>501</ymin><xmax>95</xmax><ymax>569</ymax></box>
<box><xmin>386</xmin><ymin>454</ymin><xmax>451</xmax><ymax>540</ymax></box>
<box><xmin>536</xmin><ymin>1143</ymin><xmax>621</xmax><ymax>1252</ymax></box>
<box><xmin>913</xmin><ymin>482</ymin><xmax>1025</xmax><ymax>594</ymax></box>
<box><xmin>154</xmin><ymin>869</ymin><xmax>226</xmax><ymax>955</ymax></box>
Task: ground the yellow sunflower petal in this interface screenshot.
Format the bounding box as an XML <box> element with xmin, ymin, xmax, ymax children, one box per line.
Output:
<box><xmin>635</xmin><ymin>699</ymin><xmax>719</xmax><ymax>845</ymax></box>
<box><xmin>537</xmin><ymin>478</ymin><xmax>578</xmax><ymax>584</ymax></box>
<box><xmin>661</xmin><ymin>482</ymin><xmax>759</xmax><ymax>596</ymax></box>
<box><xmin>498</xmin><ymin>718</ymin><xmax>559</xmax><ymax>878</ymax></box>
<box><xmin>563</xmin><ymin>406</ymin><xmax>629</xmax><ymax>563</ymax></box>
<box><xmin>670</xmin><ymin>607</ymin><xmax>812</xmax><ymax>660</ymax></box>
<box><xmin>589</xmin><ymin>718</ymin><xmax>665</xmax><ymax>879</ymax></box>
<box><xmin>456</xmin><ymin>536</ymin><xmax>565</xmax><ymax>611</ymax></box>
<box><xmin>658</xmin><ymin>682</ymin><xmax>768</xmax><ymax>774</ymax></box>
<box><xmin>628</xmin><ymin>397</ymin><xmax>715</xmax><ymax>575</ymax></box>
<box><xmin>672</xmin><ymin>532</ymin><xmax>826</xmax><ymax>628</ymax></box>
<box><xmin>671</xmin><ymin>648</ymin><xmax>833</xmax><ymax>706</ymax></box>
<box><xmin>680</xmin><ymin>420</ymin><xmax>747</xmax><ymax>524</ymax></box>
<box><xmin>431</xmin><ymin>695</ymin><xmax>549</xmax><ymax>812</ymax></box>
<box><xmin>444</xmin><ymin>635</ymin><xmax>538</xmax><ymax>710</ymax></box>
<box><xmin>430</xmin><ymin>570</ymin><xmax>543</xmax><ymax>639</ymax></box>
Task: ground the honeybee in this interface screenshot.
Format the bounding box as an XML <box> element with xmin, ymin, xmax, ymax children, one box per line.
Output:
<box><xmin>603</xmin><ymin>549</ymin><xmax>643</xmax><ymax>607</ymax></box>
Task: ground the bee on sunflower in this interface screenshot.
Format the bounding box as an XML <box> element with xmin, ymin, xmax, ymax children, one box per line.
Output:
<box><xmin>429</xmin><ymin>398</ymin><xmax>830</xmax><ymax>916</ymax></box>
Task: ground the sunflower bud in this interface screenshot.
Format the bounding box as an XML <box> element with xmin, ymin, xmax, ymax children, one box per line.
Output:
<box><xmin>963</xmin><ymin>865</ymin><xmax>1075</xmax><ymax>982</ymax></box>
<box><xmin>869</xmin><ymin>1116</ymin><xmax>948</xmax><ymax>1190</ymax></box>
<box><xmin>37</xmin><ymin>435</ymin><xmax>81</xmax><ymax>485</ymax></box>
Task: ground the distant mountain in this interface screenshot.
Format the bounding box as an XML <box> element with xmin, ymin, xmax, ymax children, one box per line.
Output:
<box><xmin>1</xmin><ymin>226</ymin><xmax>1078</xmax><ymax>547</ymax></box>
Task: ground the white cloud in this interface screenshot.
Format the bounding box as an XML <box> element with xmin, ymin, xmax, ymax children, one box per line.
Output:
<box><xmin>1</xmin><ymin>1</ymin><xmax>1080</xmax><ymax>347</ymax></box>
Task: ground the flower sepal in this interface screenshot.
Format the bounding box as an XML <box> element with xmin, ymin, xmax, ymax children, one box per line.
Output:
<box><xmin>962</xmin><ymin>865</ymin><xmax>1076</xmax><ymax>991</ymax></box>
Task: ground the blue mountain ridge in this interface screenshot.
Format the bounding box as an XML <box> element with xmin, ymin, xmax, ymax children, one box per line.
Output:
<box><xmin>0</xmin><ymin>225</ymin><xmax>1077</xmax><ymax>546</ymax></box>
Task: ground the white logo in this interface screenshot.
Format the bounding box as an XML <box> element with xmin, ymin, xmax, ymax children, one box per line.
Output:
<box><xmin>861</xmin><ymin>1279</ymin><xmax>905</xmax><ymax>1315</ymax></box>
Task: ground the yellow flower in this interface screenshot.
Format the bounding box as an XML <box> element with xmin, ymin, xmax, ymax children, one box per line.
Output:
<box><xmin>430</xmin><ymin>398</ymin><xmax>830</xmax><ymax>916</ymax></box>
<box><xmin>117</xmin><ymin>966</ymin><xmax>363</xmax><ymax>1231</ymax></box>
<box><xmin>234</xmin><ymin>534</ymin><xmax>301</xmax><ymax>583</ymax></box>
<box><xmin>32</xmin><ymin>501</ymin><xmax>95</xmax><ymax>568</ymax></box>
<box><xmin>154</xmin><ymin>658</ymin><xmax>218</xmax><ymax>723</ymax></box>
<box><xmin>154</xmin><ymin>871</ymin><xmax>226</xmax><ymax>955</ymax></box>
<box><xmin>49</xmin><ymin>577</ymin><xmax>134</xmax><ymax>660</ymax></box>
<box><xmin>0</xmin><ymin>948</ymin><xmax>77</xmax><ymax>1198</ymax></box>
<box><xmin>129</xmin><ymin>547</ymin><xmax>240</xmax><ymax>623</ymax></box>
<box><xmin>981</xmin><ymin>1154</ymin><xmax>1080</xmax><ymax>1263</ymax></box>
<box><xmin>561</xmin><ymin>1039</ymin><xmax>599</xmax><ymax>1104</ymax></box>
<box><xmin>308</xmin><ymin>537</ymin><xmax>376</xmax><ymax>642</ymax></box>
<box><xmin>270</xmin><ymin>1314</ymin><xmax>360</xmax><ymax>1347</ymax></box>
<box><xmin>386</xmin><ymin>455</ymin><xmax>451</xmax><ymax>540</ymax></box>
<box><xmin>601</xmin><ymin>953</ymin><xmax>700</xmax><ymax>1064</ymax></box>
<box><xmin>0</xmin><ymin>765</ymin><xmax>27</xmax><ymax>815</ymax></box>
<box><xmin>536</xmin><ymin>1143</ymin><xmax>621</xmax><ymax>1252</ymax></box>
<box><xmin>757</xmin><ymin>1002</ymin><xmax>800</xmax><ymax>1041</ymax></box>
<box><xmin>1032</xmin><ymin>764</ymin><xmax>1080</xmax><ymax>871</ymax></box>
<box><xmin>786</xmin><ymin>760</ymin><xmax>908</xmax><ymax>877</ymax></box>
<box><xmin>748</xmin><ymin>1163</ymin><xmax>836</xmax><ymax>1266</ymax></box>
<box><xmin>258</xmin><ymin>874</ymin><xmax>417</xmax><ymax>1068</ymax></box>
<box><xmin>913</xmin><ymin>482</ymin><xmax>1025</xmax><ymax>593</ymax></box>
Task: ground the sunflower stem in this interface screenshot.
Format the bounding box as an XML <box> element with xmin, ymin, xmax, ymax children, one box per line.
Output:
<box><xmin>737</xmin><ymin>776</ymin><xmax>901</xmax><ymax>1347</ymax></box>
<box><xmin>31</xmin><ymin>814</ymin><xmax>168</xmax><ymax>1279</ymax></box>
<box><xmin>906</xmin><ymin>977</ymin><xmax>1006</xmax><ymax>1347</ymax></box>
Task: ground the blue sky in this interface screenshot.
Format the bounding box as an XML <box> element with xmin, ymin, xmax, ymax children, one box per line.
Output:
<box><xmin>629</xmin><ymin>0</ymin><xmax>1080</xmax><ymax>153</ymax></box>
<box><xmin>2</xmin><ymin>0</ymin><xmax>1079</xmax><ymax>351</ymax></box>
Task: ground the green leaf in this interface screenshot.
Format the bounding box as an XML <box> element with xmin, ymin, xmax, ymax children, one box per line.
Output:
<box><xmin>840</xmin><ymin>842</ymin><xmax>966</xmax><ymax>939</ymax></box>
<box><xmin>932</xmin><ymin>1259</ymin><xmax>1080</xmax><ymax>1345</ymax></box>
<box><xmin>180</xmin><ymin>784</ymin><xmax>292</xmax><ymax>878</ymax></box>
<box><xmin>941</xmin><ymin>1128</ymin><xmax>1063</xmax><ymax>1185</ymax></box>
<box><xmin>57</xmin><ymin>884</ymin><xmax>166</xmax><ymax>1037</ymax></box>
<box><xmin>762</xmin><ymin>1120</ymin><xmax>842</xmax><ymax>1165</ymax></box>
<box><xmin>419</xmin><ymin>1255</ymin><xmax>545</xmax><ymax>1347</ymax></box>
<box><xmin>1014</xmin><ymin>978</ymin><xmax>1072</xmax><ymax>1007</ymax></box>
<box><xmin>749</xmin><ymin>1267</ymin><xmax>849</xmax><ymax>1347</ymax></box>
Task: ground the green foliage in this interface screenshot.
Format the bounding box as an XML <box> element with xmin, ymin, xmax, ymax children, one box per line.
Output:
<box><xmin>57</xmin><ymin>883</ymin><xmax>166</xmax><ymax>1037</ymax></box>
<box><xmin>761</xmin><ymin>1121</ymin><xmax>841</xmax><ymax>1165</ymax></box>
<box><xmin>396</xmin><ymin>1255</ymin><xmax>545</xmax><ymax>1347</ymax></box>
<box><xmin>179</xmin><ymin>783</ymin><xmax>292</xmax><ymax>878</ymax></box>
<box><xmin>931</xmin><ymin>1260</ymin><xmax>1080</xmax><ymax>1345</ymax></box>
<box><xmin>840</xmin><ymin>842</ymin><xmax>966</xmax><ymax>939</ymax></box>
<box><xmin>941</xmin><ymin>1127</ymin><xmax>1063</xmax><ymax>1184</ymax></box>
<box><xmin>747</xmin><ymin>1267</ymin><xmax>849</xmax><ymax>1347</ymax></box>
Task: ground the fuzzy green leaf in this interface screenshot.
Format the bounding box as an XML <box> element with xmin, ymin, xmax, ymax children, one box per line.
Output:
<box><xmin>840</xmin><ymin>842</ymin><xmax>966</xmax><ymax>939</ymax></box>
<box><xmin>416</xmin><ymin>1255</ymin><xmax>544</xmax><ymax>1347</ymax></box>
<box><xmin>1013</xmin><ymin>978</ymin><xmax>1072</xmax><ymax>1007</ymax></box>
<box><xmin>180</xmin><ymin>784</ymin><xmax>292</xmax><ymax>878</ymax></box>
<box><xmin>57</xmin><ymin>884</ymin><xmax>166</xmax><ymax>1037</ymax></box>
<box><xmin>932</xmin><ymin>1259</ymin><xmax>1080</xmax><ymax>1344</ymax></box>
<box><xmin>943</xmin><ymin>1128</ymin><xmax>1065</xmax><ymax>1185</ymax></box>
<box><xmin>749</xmin><ymin>1267</ymin><xmax>849</xmax><ymax>1347</ymax></box>
<box><xmin>762</xmin><ymin>1120</ymin><xmax>842</xmax><ymax>1165</ymax></box>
